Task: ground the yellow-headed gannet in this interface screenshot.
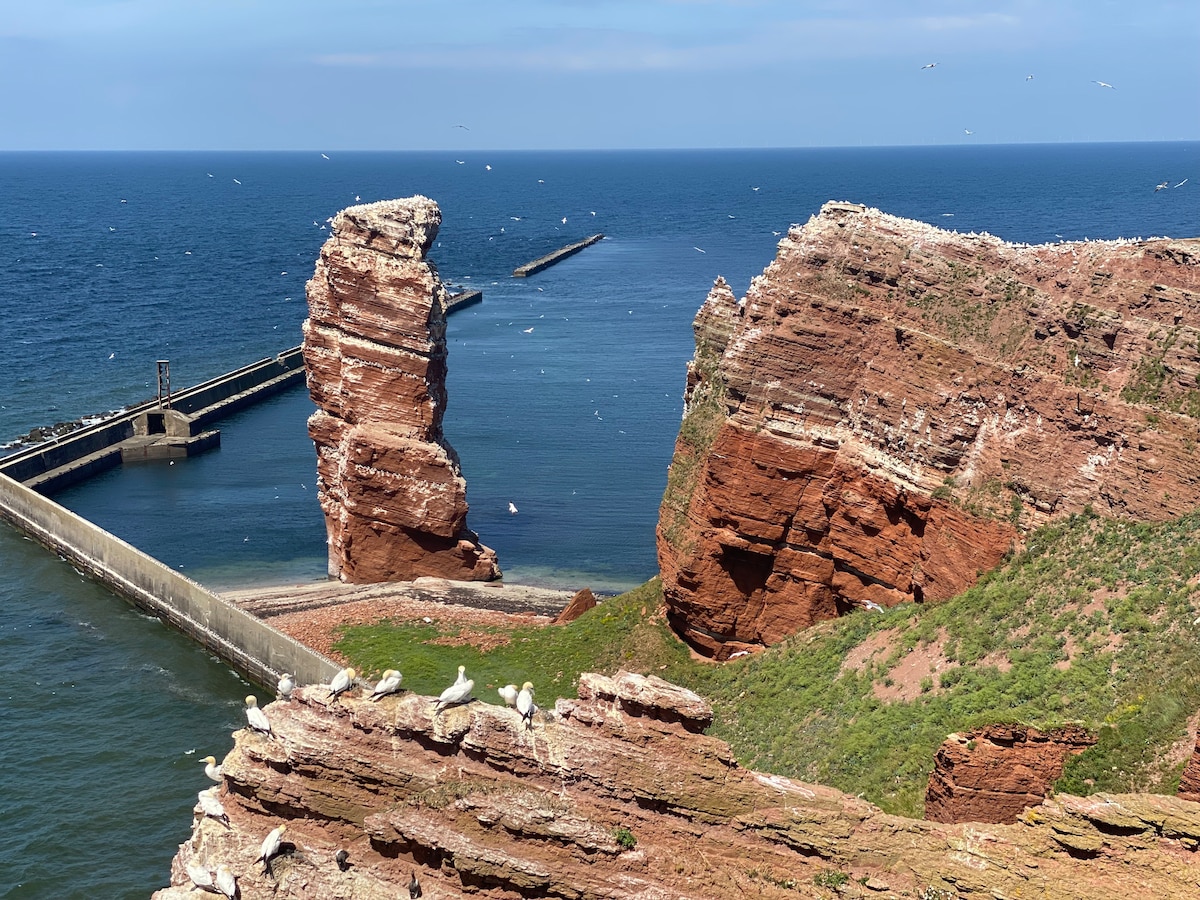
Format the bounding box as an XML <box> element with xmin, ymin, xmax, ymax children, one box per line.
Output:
<box><xmin>256</xmin><ymin>823</ymin><xmax>287</xmax><ymax>874</ymax></box>
<box><xmin>201</xmin><ymin>755</ymin><xmax>223</xmax><ymax>782</ymax></box>
<box><xmin>244</xmin><ymin>695</ymin><xmax>272</xmax><ymax>736</ymax></box>
<box><xmin>517</xmin><ymin>682</ymin><xmax>537</xmax><ymax>728</ymax></box>
<box><xmin>453</xmin><ymin>664</ymin><xmax>468</xmax><ymax>686</ymax></box>
<box><xmin>498</xmin><ymin>684</ymin><xmax>519</xmax><ymax>707</ymax></box>
<box><xmin>434</xmin><ymin>675</ymin><xmax>475</xmax><ymax>713</ymax></box>
<box><xmin>327</xmin><ymin>667</ymin><xmax>357</xmax><ymax>703</ymax></box>
<box><xmin>277</xmin><ymin>672</ymin><xmax>295</xmax><ymax>700</ymax></box>
<box><xmin>215</xmin><ymin>864</ymin><xmax>237</xmax><ymax>898</ymax></box>
<box><xmin>198</xmin><ymin>788</ymin><xmax>230</xmax><ymax>826</ymax></box>
<box><xmin>369</xmin><ymin>669</ymin><xmax>402</xmax><ymax>701</ymax></box>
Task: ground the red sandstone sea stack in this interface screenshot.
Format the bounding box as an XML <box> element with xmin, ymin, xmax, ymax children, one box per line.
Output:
<box><xmin>303</xmin><ymin>197</ymin><xmax>499</xmax><ymax>583</ymax></box>
<box><xmin>659</xmin><ymin>201</ymin><xmax>1200</xmax><ymax>657</ymax></box>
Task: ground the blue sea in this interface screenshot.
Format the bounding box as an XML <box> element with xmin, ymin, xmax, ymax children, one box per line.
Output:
<box><xmin>1</xmin><ymin>145</ymin><xmax>1196</xmax><ymax>896</ymax></box>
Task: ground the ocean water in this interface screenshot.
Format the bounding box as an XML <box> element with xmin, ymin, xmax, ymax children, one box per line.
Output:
<box><xmin>0</xmin><ymin>144</ymin><xmax>1196</xmax><ymax>896</ymax></box>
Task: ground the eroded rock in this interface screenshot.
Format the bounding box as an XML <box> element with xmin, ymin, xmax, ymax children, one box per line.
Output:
<box><xmin>659</xmin><ymin>201</ymin><xmax>1200</xmax><ymax>656</ymax></box>
<box><xmin>156</xmin><ymin>673</ymin><xmax>1200</xmax><ymax>900</ymax></box>
<box><xmin>303</xmin><ymin>197</ymin><xmax>499</xmax><ymax>583</ymax></box>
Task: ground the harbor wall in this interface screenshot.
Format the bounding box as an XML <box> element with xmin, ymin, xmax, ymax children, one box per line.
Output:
<box><xmin>0</xmin><ymin>471</ymin><xmax>339</xmax><ymax>689</ymax></box>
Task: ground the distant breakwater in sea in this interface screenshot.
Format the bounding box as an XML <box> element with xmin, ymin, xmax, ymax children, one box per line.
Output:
<box><xmin>1</xmin><ymin>144</ymin><xmax>1197</xmax><ymax>897</ymax></box>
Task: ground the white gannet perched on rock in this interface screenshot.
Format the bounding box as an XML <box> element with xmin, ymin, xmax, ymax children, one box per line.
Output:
<box><xmin>201</xmin><ymin>755</ymin><xmax>223</xmax><ymax>782</ymax></box>
<box><xmin>256</xmin><ymin>823</ymin><xmax>287</xmax><ymax>875</ymax></box>
<box><xmin>517</xmin><ymin>681</ymin><xmax>537</xmax><ymax>728</ymax></box>
<box><xmin>244</xmin><ymin>695</ymin><xmax>272</xmax><ymax>736</ymax></box>
<box><xmin>369</xmin><ymin>669</ymin><xmax>403</xmax><ymax>701</ymax></box>
<box><xmin>186</xmin><ymin>862</ymin><xmax>216</xmax><ymax>891</ymax></box>
<box><xmin>197</xmin><ymin>788</ymin><xmax>230</xmax><ymax>827</ymax></box>
<box><xmin>327</xmin><ymin>667</ymin><xmax>357</xmax><ymax>703</ymax></box>
<box><xmin>434</xmin><ymin>672</ymin><xmax>475</xmax><ymax>713</ymax></box>
<box><xmin>453</xmin><ymin>664</ymin><xmax>467</xmax><ymax>686</ymax></box>
<box><xmin>277</xmin><ymin>672</ymin><xmax>295</xmax><ymax>700</ymax></box>
<box><xmin>498</xmin><ymin>684</ymin><xmax>519</xmax><ymax>707</ymax></box>
<box><xmin>215</xmin><ymin>864</ymin><xmax>237</xmax><ymax>898</ymax></box>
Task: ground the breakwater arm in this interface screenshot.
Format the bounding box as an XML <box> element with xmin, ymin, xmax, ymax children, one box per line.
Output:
<box><xmin>513</xmin><ymin>234</ymin><xmax>604</xmax><ymax>277</ymax></box>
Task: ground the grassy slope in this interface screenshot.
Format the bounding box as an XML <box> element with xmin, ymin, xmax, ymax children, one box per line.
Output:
<box><xmin>335</xmin><ymin>510</ymin><xmax>1200</xmax><ymax>818</ymax></box>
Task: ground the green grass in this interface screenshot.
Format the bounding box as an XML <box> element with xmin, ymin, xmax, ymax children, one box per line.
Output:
<box><xmin>334</xmin><ymin>510</ymin><xmax>1200</xmax><ymax>819</ymax></box>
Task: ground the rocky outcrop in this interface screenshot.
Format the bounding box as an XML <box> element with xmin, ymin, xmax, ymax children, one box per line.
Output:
<box><xmin>1177</xmin><ymin>731</ymin><xmax>1200</xmax><ymax>802</ymax></box>
<box><xmin>303</xmin><ymin>197</ymin><xmax>499</xmax><ymax>583</ymax></box>
<box><xmin>552</xmin><ymin>587</ymin><xmax>597</xmax><ymax>624</ymax></box>
<box><xmin>157</xmin><ymin>672</ymin><xmax>1200</xmax><ymax>899</ymax></box>
<box><xmin>659</xmin><ymin>201</ymin><xmax>1200</xmax><ymax>657</ymax></box>
<box><xmin>925</xmin><ymin>724</ymin><xmax>1097</xmax><ymax>824</ymax></box>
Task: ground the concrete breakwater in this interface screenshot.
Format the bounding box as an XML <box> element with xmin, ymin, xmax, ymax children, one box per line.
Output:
<box><xmin>512</xmin><ymin>233</ymin><xmax>604</xmax><ymax>277</ymax></box>
<box><xmin>0</xmin><ymin>347</ymin><xmax>305</xmax><ymax>493</ymax></box>
<box><xmin>0</xmin><ymin>470</ymin><xmax>339</xmax><ymax>688</ymax></box>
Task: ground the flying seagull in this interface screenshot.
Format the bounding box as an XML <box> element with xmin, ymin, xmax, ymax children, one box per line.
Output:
<box><xmin>1026</xmin><ymin>74</ymin><xmax>1034</xmax><ymax>81</ymax></box>
<box><xmin>508</xmin><ymin>501</ymin><xmax>518</xmax><ymax>515</ymax></box>
<box><xmin>920</xmin><ymin>62</ymin><xmax>938</xmax><ymax>69</ymax></box>
<box><xmin>694</xmin><ymin>247</ymin><xmax>706</xmax><ymax>253</ymax></box>
<box><xmin>1155</xmin><ymin>181</ymin><xmax>1170</xmax><ymax>192</ymax></box>
<box><xmin>1092</xmin><ymin>80</ymin><xmax>1115</xmax><ymax>89</ymax></box>
<box><xmin>1174</xmin><ymin>179</ymin><xmax>1189</xmax><ymax>188</ymax></box>
<box><xmin>453</xmin><ymin>124</ymin><xmax>470</xmax><ymax>130</ymax></box>
<box><xmin>321</xmin><ymin>153</ymin><xmax>330</xmax><ymax>160</ymax></box>
<box><xmin>964</xmin><ymin>129</ymin><xmax>974</xmax><ymax>135</ymax></box>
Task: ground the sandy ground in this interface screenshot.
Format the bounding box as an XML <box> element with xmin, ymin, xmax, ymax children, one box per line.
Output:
<box><xmin>221</xmin><ymin>577</ymin><xmax>579</xmax><ymax>662</ymax></box>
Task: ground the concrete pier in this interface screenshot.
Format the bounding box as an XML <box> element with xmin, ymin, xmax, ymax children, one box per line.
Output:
<box><xmin>446</xmin><ymin>289</ymin><xmax>483</xmax><ymax>312</ymax></box>
<box><xmin>513</xmin><ymin>234</ymin><xmax>604</xmax><ymax>277</ymax></box>
<box><xmin>1</xmin><ymin>347</ymin><xmax>305</xmax><ymax>493</ymax></box>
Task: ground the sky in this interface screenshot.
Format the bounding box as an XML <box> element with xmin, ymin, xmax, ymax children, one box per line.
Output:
<box><xmin>2</xmin><ymin>0</ymin><xmax>1197</xmax><ymax>150</ymax></box>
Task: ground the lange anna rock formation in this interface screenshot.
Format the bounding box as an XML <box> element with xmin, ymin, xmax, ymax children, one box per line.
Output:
<box><xmin>659</xmin><ymin>201</ymin><xmax>1200</xmax><ymax>658</ymax></box>
<box><xmin>303</xmin><ymin>197</ymin><xmax>499</xmax><ymax>583</ymax></box>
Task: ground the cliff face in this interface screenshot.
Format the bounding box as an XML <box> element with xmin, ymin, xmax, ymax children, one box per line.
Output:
<box><xmin>659</xmin><ymin>201</ymin><xmax>1200</xmax><ymax>657</ymax></box>
<box><xmin>156</xmin><ymin>673</ymin><xmax>1200</xmax><ymax>900</ymax></box>
<box><xmin>925</xmin><ymin>724</ymin><xmax>1097</xmax><ymax>824</ymax></box>
<box><xmin>303</xmin><ymin>197</ymin><xmax>499</xmax><ymax>583</ymax></box>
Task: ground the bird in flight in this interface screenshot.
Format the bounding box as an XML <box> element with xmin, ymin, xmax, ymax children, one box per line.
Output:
<box><xmin>694</xmin><ymin>247</ymin><xmax>706</xmax><ymax>253</ymax></box>
<box><xmin>1026</xmin><ymin>74</ymin><xmax>1034</xmax><ymax>81</ymax></box>
<box><xmin>453</xmin><ymin>124</ymin><xmax>470</xmax><ymax>130</ymax></box>
<box><xmin>321</xmin><ymin>153</ymin><xmax>330</xmax><ymax>160</ymax></box>
<box><xmin>561</xmin><ymin>216</ymin><xmax>567</xmax><ymax>224</ymax></box>
<box><xmin>508</xmin><ymin>502</ymin><xmax>518</xmax><ymax>515</ymax></box>
<box><xmin>232</xmin><ymin>178</ymin><xmax>241</xmax><ymax>185</ymax></box>
<box><xmin>920</xmin><ymin>62</ymin><xmax>938</xmax><ymax>70</ymax></box>
<box><xmin>1174</xmin><ymin>179</ymin><xmax>1189</xmax><ymax>188</ymax></box>
<box><xmin>964</xmin><ymin>129</ymin><xmax>974</xmax><ymax>135</ymax></box>
<box><xmin>485</xmin><ymin>164</ymin><xmax>492</xmax><ymax>171</ymax></box>
<box><xmin>1155</xmin><ymin>181</ymin><xmax>1169</xmax><ymax>192</ymax></box>
<box><xmin>1092</xmin><ymin>80</ymin><xmax>1115</xmax><ymax>89</ymax></box>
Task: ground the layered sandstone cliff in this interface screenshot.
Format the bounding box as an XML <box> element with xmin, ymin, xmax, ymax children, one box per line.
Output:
<box><xmin>155</xmin><ymin>673</ymin><xmax>1200</xmax><ymax>899</ymax></box>
<box><xmin>303</xmin><ymin>197</ymin><xmax>499</xmax><ymax>583</ymax></box>
<box><xmin>659</xmin><ymin>201</ymin><xmax>1200</xmax><ymax>657</ymax></box>
<box><xmin>925</xmin><ymin>724</ymin><xmax>1097</xmax><ymax>824</ymax></box>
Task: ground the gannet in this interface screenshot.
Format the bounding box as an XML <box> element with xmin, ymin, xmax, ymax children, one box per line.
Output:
<box><xmin>508</xmin><ymin>502</ymin><xmax>518</xmax><ymax>515</ymax></box>
<box><xmin>256</xmin><ymin>823</ymin><xmax>287</xmax><ymax>874</ymax></box>
<box><xmin>1092</xmin><ymin>80</ymin><xmax>1115</xmax><ymax>89</ymax></box>
<box><xmin>277</xmin><ymin>672</ymin><xmax>295</xmax><ymax>700</ymax></box>
<box><xmin>186</xmin><ymin>862</ymin><xmax>216</xmax><ymax>891</ymax></box>
<box><xmin>410</xmin><ymin>869</ymin><xmax>423</xmax><ymax>897</ymax></box>
<box><xmin>327</xmin><ymin>667</ymin><xmax>357</xmax><ymax>702</ymax></box>
<box><xmin>215</xmin><ymin>864</ymin><xmax>237</xmax><ymax>898</ymax></box>
<box><xmin>517</xmin><ymin>682</ymin><xmax>536</xmax><ymax>728</ymax></box>
<box><xmin>1155</xmin><ymin>181</ymin><xmax>1169</xmax><ymax>191</ymax></box>
<box><xmin>198</xmin><ymin>789</ymin><xmax>230</xmax><ymax>826</ymax></box>
<box><xmin>498</xmin><ymin>684</ymin><xmax>519</xmax><ymax>707</ymax></box>
<box><xmin>920</xmin><ymin>62</ymin><xmax>938</xmax><ymax>69</ymax></box>
<box><xmin>435</xmin><ymin>674</ymin><xmax>475</xmax><ymax>713</ymax></box>
<box><xmin>201</xmin><ymin>755</ymin><xmax>223</xmax><ymax>782</ymax></box>
<box><xmin>693</xmin><ymin>247</ymin><xmax>706</xmax><ymax>253</ymax></box>
<box><xmin>453</xmin><ymin>664</ymin><xmax>468</xmax><ymax>686</ymax></box>
<box><xmin>369</xmin><ymin>669</ymin><xmax>403</xmax><ymax>701</ymax></box>
<box><xmin>523</xmin><ymin>327</ymin><xmax>534</xmax><ymax>333</ymax></box>
<box><xmin>321</xmin><ymin>153</ymin><xmax>330</xmax><ymax>159</ymax></box>
<box><xmin>244</xmin><ymin>695</ymin><xmax>272</xmax><ymax>736</ymax></box>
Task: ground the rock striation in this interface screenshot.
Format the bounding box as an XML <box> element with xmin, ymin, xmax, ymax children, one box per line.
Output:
<box><xmin>659</xmin><ymin>201</ymin><xmax>1200</xmax><ymax>657</ymax></box>
<box><xmin>925</xmin><ymin>724</ymin><xmax>1097</xmax><ymax>824</ymax></box>
<box><xmin>303</xmin><ymin>197</ymin><xmax>499</xmax><ymax>583</ymax></box>
<box><xmin>156</xmin><ymin>672</ymin><xmax>1200</xmax><ymax>899</ymax></box>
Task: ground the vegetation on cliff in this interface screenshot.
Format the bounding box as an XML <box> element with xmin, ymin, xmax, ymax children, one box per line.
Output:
<box><xmin>336</xmin><ymin>509</ymin><xmax>1200</xmax><ymax>819</ymax></box>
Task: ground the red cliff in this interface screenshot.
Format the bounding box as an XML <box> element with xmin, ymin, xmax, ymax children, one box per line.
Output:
<box><xmin>155</xmin><ymin>674</ymin><xmax>1200</xmax><ymax>900</ymax></box>
<box><xmin>658</xmin><ymin>201</ymin><xmax>1200</xmax><ymax>657</ymax></box>
<box><xmin>303</xmin><ymin>197</ymin><xmax>499</xmax><ymax>583</ymax></box>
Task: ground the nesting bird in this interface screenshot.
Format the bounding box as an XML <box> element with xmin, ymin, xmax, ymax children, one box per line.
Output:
<box><xmin>517</xmin><ymin>682</ymin><xmax>537</xmax><ymax>728</ymax></box>
<box><xmin>186</xmin><ymin>862</ymin><xmax>216</xmax><ymax>892</ymax></box>
<box><xmin>256</xmin><ymin>823</ymin><xmax>287</xmax><ymax>875</ymax></box>
<box><xmin>369</xmin><ymin>669</ymin><xmax>403</xmax><ymax>701</ymax></box>
<box><xmin>434</xmin><ymin>667</ymin><xmax>475</xmax><ymax>713</ymax></box>
<box><xmin>201</xmin><ymin>755</ymin><xmax>223</xmax><ymax>782</ymax></box>
<box><xmin>498</xmin><ymin>684</ymin><xmax>519</xmax><ymax>707</ymax></box>
<box><xmin>244</xmin><ymin>695</ymin><xmax>272</xmax><ymax>736</ymax></box>
<box><xmin>277</xmin><ymin>672</ymin><xmax>295</xmax><ymax>700</ymax></box>
<box><xmin>197</xmin><ymin>788</ymin><xmax>230</xmax><ymax>827</ymax></box>
<box><xmin>215</xmin><ymin>864</ymin><xmax>238</xmax><ymax>899</ymax></box>
<box><xmin>327</xmin><ymin>667</ymin><xmax>357</xmax><ymax>703</ymax></box>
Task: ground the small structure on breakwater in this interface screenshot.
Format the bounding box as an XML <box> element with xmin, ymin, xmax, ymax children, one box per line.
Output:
<box><xmin>513</xmin><ymin>234</ymin><xmax>604</xmax><ymax>277</ymax></box>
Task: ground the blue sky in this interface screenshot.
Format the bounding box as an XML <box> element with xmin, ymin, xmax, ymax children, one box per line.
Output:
<box><xmin>3</xmin><ymin>0</ymin><xmax>1196</xmax><ymax>150</ymax></box>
